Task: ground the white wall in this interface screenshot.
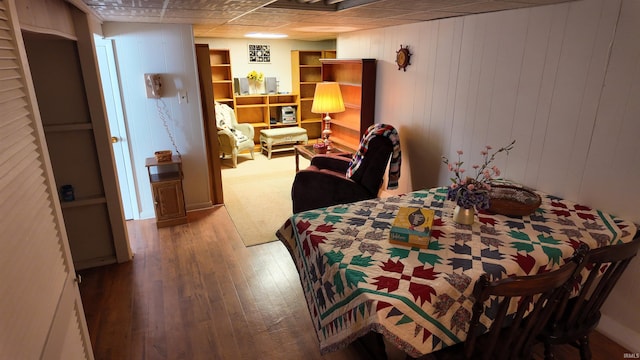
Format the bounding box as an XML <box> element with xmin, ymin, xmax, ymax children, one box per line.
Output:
<box><xmin>100</xmin><ymin>27</ymin><xmax>334</xmax><ymax>219</ymax></box>
<box><xmin>195</xmin><ymin>38</ymin><xmax>335</xmax><ymax>93</ymax></box>
<box><xmin>102</xmin><ymin>23</ymin><xmax>210</xmax><ymax>219</ymax></box>
<box><xmin>338</xmin><ymin>0</ymin><xmax>640</xmax><ymax>351</ymax></box>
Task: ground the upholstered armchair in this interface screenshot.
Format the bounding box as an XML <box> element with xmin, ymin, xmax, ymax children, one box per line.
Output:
<box><xmin>291</xmin><ymin>124</ymin><xmax>401</xmax><ymax>213</ymax></box>
<box><xmin>215</xmin><ymin>102</ymin><xmax>255</xmax><ymax>168</ymax></box>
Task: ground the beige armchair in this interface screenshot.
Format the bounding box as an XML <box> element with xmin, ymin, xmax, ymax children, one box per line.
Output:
<box><xmin>215</xmin><ymin>102</ymin><xmax>255</xmax><ymax>167</ymax></box>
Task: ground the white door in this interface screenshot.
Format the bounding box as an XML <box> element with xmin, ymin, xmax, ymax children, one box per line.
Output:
<box><xmin>2</xmin><ymin>0</ymin><xmax>93</xmax><ymax>357</ymax></box>
<box><xmin>94</xmin><ymin>36</ymin><xmax>138</xmax><ymax>219</ymax></box>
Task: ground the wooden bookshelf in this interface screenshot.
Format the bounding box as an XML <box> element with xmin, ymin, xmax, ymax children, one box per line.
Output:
<box><xmin>291</xmin><ymin>50</ymin><xmax>336</xmax><ymax>140</ymax></box>
<box><xmin>320</xmin><ymin>58</ymin><xmax>376</xmax><ymax>151</ymax></box>
<box><xmin>209</xmin><ymin>49</ymin><xmax>234</xmax><ymax>106</ymax></box>
<box><xmin>233</xmin><ymin>93</ymin><xmax>300</xmax><ymax>144</ymax></box>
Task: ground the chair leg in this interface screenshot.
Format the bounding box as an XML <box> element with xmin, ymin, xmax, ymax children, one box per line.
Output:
<box><xmin>232</xmin><ymin>149</ymin><xmax>238</xmax><ymax>168</ymax></box>
<box><xmin>543</xmin><ymin>341</ymin><xmax>555</xmax><ymax>360</ymax></box>
<box><xmin>249</xmin><ymin>149</ymin><xmax>254</xmax><ymax>159</ymax></box>
<box><xmin>355</xmin><ymin>332</ymin><xmax>387</xmax><ymax>360</ymax></box>
<box><xmin>578</xmin><ymin>335</ymin><xmax>592</xmax><ymax>360</ymax></box>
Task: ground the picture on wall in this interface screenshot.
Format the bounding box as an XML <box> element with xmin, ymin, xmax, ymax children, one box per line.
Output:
<box><xmin>249</xmin><ymin>44</ymin><xmax>270</xmax><ymax>63</ymax></box>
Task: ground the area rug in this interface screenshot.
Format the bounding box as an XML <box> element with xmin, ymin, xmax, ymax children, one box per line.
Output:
<box><xmin>221</xmin><ymin>152</ymin><xmax>310</xmax><ymax>247</ymax></box>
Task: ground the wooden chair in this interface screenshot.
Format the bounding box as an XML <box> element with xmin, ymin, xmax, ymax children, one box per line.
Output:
<box><xmin>422</xmin><ymin>246</ymin><xmax>587</xmax><ymax>360</ymax></box>
<box><xmin>541</xmin><ymin>232</ymin><xmax>640</xmax><ymax>360</ymax></box>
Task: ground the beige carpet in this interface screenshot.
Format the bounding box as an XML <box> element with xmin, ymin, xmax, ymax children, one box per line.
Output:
<box><xmin>221</xmin><ymin>151</ymin><xmax>310</xmax><ymax>247</ymax></box>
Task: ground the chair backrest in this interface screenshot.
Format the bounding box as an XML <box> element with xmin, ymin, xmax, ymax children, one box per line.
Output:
<box><xmin>347</xmin><ymin>132</ymin><xmax>394</xmax><ymax>195</ymax></box>
<box><xmin>214</xmin><ymin>102</ymin><xmax>239</xmax><ymax>129</ymax></box>
<box><xmin>464</xmin><ymin>246</ymin><xmax>587</xmax><ymax>360</ymax></box>
<box><xmin>548</xmin><ymin>233</ymin><xmax>640</xmax><ymax>339</ymax></box>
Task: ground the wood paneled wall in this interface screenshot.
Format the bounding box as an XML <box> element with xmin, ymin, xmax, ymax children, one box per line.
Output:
<box><xmin>15</xmin><ymin>0</ymin><xmax>75</xmax><ymax>39</ymax></box>
<box><xmin>337</xmin><ymin>0</ymin><xmax>640</xmax><ymax>352</ymax></box>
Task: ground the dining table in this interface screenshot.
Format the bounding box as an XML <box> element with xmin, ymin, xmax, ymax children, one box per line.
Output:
<box><xmin>276</xmin><ymin>186</ymin><xmax>637</xmax><ymax>358</ymax></box>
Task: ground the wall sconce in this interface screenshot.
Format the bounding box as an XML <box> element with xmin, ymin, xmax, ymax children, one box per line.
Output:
<box><xmin>311</xmin><ymin>82</ymin><xmax>345</xmax><ymax>149</ymax></box>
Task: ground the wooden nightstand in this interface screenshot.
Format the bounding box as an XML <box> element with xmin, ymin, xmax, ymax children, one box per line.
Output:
<box><xmin>145</xmin><ymin>155</ymin><xmax>187</xmax><ymax>228</ymax></box>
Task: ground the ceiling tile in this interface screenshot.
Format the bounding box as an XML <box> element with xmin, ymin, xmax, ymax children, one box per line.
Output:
<box><xmin>80</xmin><ymin>0</ymin><xmax>580</xmax><ymax>40</ymax></box>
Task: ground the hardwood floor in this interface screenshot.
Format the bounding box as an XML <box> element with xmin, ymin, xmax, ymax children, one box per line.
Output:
<box><xmin>79</xmin><ymin>206</ymin><xmax>630</xmax><ymax>360</ymax></box>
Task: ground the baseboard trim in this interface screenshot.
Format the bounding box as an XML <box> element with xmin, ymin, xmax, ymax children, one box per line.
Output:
<box><xmin>74</xmin><ymin>256</ymin><xmax>117</xmax><ymax>271</ymax></box>
<box><xmin>597</xmin><ymin>314</ymin><xmax>640</xmax><ymax>353</ymax></box>
<box><xmin>187</xmin><ymin>201</ymin><xmax>213</xmax><ymax>211</ymax></box>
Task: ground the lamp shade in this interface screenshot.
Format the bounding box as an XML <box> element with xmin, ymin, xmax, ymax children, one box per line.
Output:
<box><xmin>311</xmin><ymin>82</ymin><xmax>345</xmax><ymax>114</ymax></box>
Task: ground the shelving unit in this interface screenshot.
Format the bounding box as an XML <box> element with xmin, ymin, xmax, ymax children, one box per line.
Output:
<box><xmin>268</xmin><ymin>94</ymin><xmax>299</xmax><ymax>127</ymax></box>
<box><xmin>145</xmin><ymin>156</ymin><xmax>187</xmax><ymax>228</ymax></box>
<box><xmin>43</xmin><ymin>124</ymin><xmax>110</xmax><ymax>211</ymax></box>
<box><xmin>291</xmin><ymin>50</ymin><xmax>336</xmax><ymax>140</ymax></box>
<box><xmin>233</xmin><ymin>93</ymin><xmax>299</xmax><ymax>144</ymax></box>
<box><xmin>209</xmin><ymin>49</ymin><xmax>234</xmax><ymax>106</ymax></box>
<box><xmin>27</xmin><ymin>32</ymin><xmax>131</xmax><ymax>270</ymax></box>
<box><xmin>320</xmin><ymin>58</ymin><xmax>377</xmax><ymax>151</ymax></box>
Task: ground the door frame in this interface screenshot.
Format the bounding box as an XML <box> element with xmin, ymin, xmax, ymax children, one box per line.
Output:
<box><xmin>195</xmin><ymin>44</ymin><xmax>224</xmax><ymax>205</ymax></box>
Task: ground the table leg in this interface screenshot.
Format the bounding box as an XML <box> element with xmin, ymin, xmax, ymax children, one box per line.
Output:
<box><xmin>354</xmin><ymin>332</ymin><xmax>388</xmax><ymax>360</ymax></box>
<box><xmin>294</xmin><ymin>147</ymin><xmax>300</xmax><ymax>172</ymax></box>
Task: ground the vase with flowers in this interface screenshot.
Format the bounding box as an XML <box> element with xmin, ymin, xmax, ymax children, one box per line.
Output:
<box><xmin>247</xmin><ymin>70</ymin><xmax>264</xmax><ymax>94</ymax></box>
<box><xmin>442</xmin><ymin>140</ymin><xmax>516</xmax><ymax>224</ymax></box>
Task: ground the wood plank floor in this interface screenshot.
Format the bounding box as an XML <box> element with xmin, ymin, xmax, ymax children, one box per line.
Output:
<box><xmin>78</xmin><ymin>206</ymin><xmax>631</xmax><ymax>360</ymax></box>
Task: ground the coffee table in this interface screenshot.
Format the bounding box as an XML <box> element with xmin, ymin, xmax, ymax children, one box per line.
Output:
<box><xmin>294</xmin><ymin>144</ymin><xmax>353</xmax><ymax>172</ymax></box>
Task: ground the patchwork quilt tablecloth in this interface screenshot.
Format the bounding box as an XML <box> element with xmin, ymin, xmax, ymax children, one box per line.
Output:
<box><xmin>276</xmin><ymin>187</ymin><xmax>637</xmax><ymax>357</ymax></box>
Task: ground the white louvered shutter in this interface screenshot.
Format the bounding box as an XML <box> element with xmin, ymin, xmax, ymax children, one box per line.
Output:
<box><xmin>0</xmin><ymin>0</ymin><xmax>92</xmax><ymax>358</ymax></box>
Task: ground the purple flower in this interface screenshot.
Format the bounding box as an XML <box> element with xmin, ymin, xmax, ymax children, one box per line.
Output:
<box><xmin>442</xmin><ymin>140</ymin><xmax>516</xmax><ymax>210</ymax></box>
<box><xmin>447</xmin><ymin>183</ymin><xmax>491</xmax><ymax>210</ymax></box>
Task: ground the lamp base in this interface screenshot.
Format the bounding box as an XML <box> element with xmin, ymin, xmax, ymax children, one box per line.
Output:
<box><xmin>322</xmin><ymin>113</ymin><xmax>333</xmax><ymax>150</ymax></box>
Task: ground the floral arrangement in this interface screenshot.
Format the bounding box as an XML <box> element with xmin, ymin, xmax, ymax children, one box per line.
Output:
<box><xmin>442</xmin><ymin>140</ymin><xmax>516</xmax><ymax>210</ymax></box>
<box><xmin>247</xmin><ymin>70</ymin><xmax>264</xmax><ymax>82</ymax></box>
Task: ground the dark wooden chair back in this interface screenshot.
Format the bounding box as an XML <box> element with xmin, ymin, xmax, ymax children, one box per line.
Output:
<box><xmin>542</xmin><ymin>232</ymin><xmax>640</xmax><ymax>359</ymax></box>
<box><xmin>464</xmin><ymin>246</ymin><xmax>587</xmax><ymax>360</ymax></box>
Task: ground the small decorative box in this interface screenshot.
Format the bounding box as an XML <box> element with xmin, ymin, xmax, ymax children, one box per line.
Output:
<box><xmin>389</xmin><ymin>207</ymin><xmax>435</xmax><ymax>248</ymax></box>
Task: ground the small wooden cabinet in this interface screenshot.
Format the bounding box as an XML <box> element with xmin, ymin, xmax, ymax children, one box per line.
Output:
<box><xmin>291</xmin><ymin>50</ymin><xmax>336</xmax><ymax>140</ymax></box>
<box><xmin>145</xmin><ymin>156</ymin><xmax>187</xmax><ymax>228</ymax></box>
<box><xmin>320</xmin><ymin>58</ymin><xmax>377</xmax><ymax>150</ymax></box>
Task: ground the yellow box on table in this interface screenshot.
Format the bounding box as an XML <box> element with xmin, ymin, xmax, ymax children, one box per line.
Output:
<box><xmin>389</xmin><ymin>207</ymin><xmax>435</xmax><ymax>248</ymax></box>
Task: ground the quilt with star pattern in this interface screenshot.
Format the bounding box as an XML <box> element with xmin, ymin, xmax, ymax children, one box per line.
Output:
<box><xmin>277</xmin><ymin>187</ymin><xmax>636</xmax><ymax>357</ymax></box>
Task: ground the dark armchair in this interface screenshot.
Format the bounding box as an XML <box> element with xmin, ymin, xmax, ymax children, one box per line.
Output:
<box><xmin>291</xmin><ymin>124</ymin><xmax>400</xmax><ymax>213</ymax></box>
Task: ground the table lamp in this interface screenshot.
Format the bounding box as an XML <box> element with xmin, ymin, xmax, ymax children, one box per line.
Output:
<box><xmin>311</xmin><ymin>82</ymin><xmax>345</xmax><ymax>149</ymax></box>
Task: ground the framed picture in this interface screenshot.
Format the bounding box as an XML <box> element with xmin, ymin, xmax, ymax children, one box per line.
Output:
<box><xmin>248</xmin><ymin>44</ymin><xmax>270</xmax><ymax>63</ymax></box>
